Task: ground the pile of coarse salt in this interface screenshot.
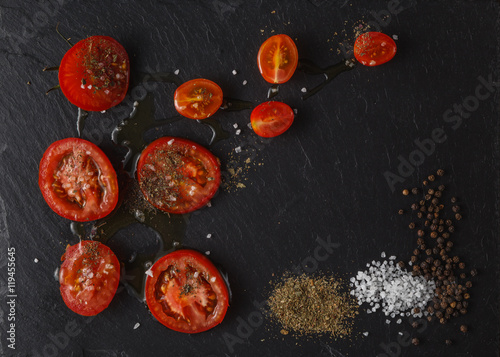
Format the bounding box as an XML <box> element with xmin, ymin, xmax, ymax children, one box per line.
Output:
<box><xmin>350</xmin><ymin>252</ymin><xmax>436</xmax><ymax>322</ymax></box>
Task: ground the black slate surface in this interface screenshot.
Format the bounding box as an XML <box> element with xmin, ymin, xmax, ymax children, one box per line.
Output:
<box><xmin>0</xmin><ymin>1</ymin><xmax>499</xmax><ymax>356</ymax></box>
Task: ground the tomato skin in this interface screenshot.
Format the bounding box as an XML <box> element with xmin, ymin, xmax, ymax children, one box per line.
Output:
<box><xmin>250</xmin><ymin>101</ymin><xmax>294</xmax><ymax>138</ymax></box>
<box><xmin>353</xmin><ymin>32</ymin><xmax>397</xmax><ymax>66</ymax></box>
<box><xmin>137</xmin><ymin>137</ymin><xmax>221</xmax><ymax>214</ymax></box>
<box><xmin>58</xmin><ymin>36</ymin><xmax>130</xmax><ymax>111</ymax></box>
<box><xmin>174</xmin><ymin>79</ymin><xmax>223</xmax><ymax>119</ymax></box>
<box><xmin>59</xmin><ymin>240</ymin><xmax>120</xmax><ymax>316</ymax></box>
<box><xmin>38</xmin><ymin>138</ymin><xmax>119</xmax><ymax>222</ymax></box>
<box><xmin>257</xmin><ymin>34</ymin><xmax>298</xmax><ymax>84</ymax></box>
<box><xmin>145</xmin><ymin>249</ymin><xmax>229</xmax><ymax>333</ymax></box>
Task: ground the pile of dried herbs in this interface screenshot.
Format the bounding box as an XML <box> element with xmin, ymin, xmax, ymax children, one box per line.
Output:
<box><xmin>267</xmin><ymin>274</ymin><xmax>358</xmax><ymax>338</ymax></box>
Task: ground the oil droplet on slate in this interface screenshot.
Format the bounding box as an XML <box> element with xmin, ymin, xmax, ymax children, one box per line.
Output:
<box><xmin>76</xmin><ymin>108</ymin><xmax>88</xmax><ymax>137</ymax></box>
<box><xmin>267</xmin><ymin>84</ymin><xmax>280</xmax><ymax>99</ymax></box>
<box><xmin>298</xmin><ymin>59</ymin><xmax>356</xmax><ymax>100</ymax></box>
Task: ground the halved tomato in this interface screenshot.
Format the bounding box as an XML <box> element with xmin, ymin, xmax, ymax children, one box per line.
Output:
<box><xmin>59</xmin><ymin>240</ymin><xmax>120</xmax><ymax>316</ymax></box>
<box><xmin>58</xmin><ymin>35</ymin><xmax>130</xmax><ymax>111</ymax></box>
<box><xmin>38</xmin><ymin>138</ymin><xmax>119</xmax><ymax>222</ymax></box>
<box><xmin>145</xmin><ymin>249</ymin><xmax>229</xmax><ymax>333</ymax></box>
<box><xmin>250</xmin><ymin>101</ymin><xmax>294</xmax><ymax>138</ymax></box>
<box><xmin>257</xmin><ymin>34</ymin><xmax>298</xmax><ymax>84</ymax></box>
<box><xmin>353</xmin><ymin>32</ymin><xmax>397</xmax><ymax>66</ymax></box>
<box><xmin>174</xmin><ymin>79</ymin><xmax>223</xmax><ymax>119</ymax></box>
<box><xmin>137</xmin><ymin>137</ymin><xmax>221</xmax><ymax>214</ymax></box>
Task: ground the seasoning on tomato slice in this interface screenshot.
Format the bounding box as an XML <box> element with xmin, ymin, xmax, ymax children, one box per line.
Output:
<box><xmin>59</xmin><ymin>240</ymin><xmax>120</xmax><ymax>316</ymax></box>
<box><xmin>250</xmin><ymin>101</ymin><xmax>294</xmax><ymax>138</ymax></box>
<box><xmin>145</xmin><ymin>249</ymin><xmax>229</xmax><ymax>333</ymax></box>
<box><xmin>58</xmin><ymin>35</ymin><xmax>130</xmax><ymax>111</ymax></box>
<box><xmin>174</xmin><ymin>79</ymin><xmax>223</xmax><ymax>119</ymax></box>
<box><xmin>257</xmin><ymin>34</ymin><xmax>298</xmax><ymax>84</ymax></box>
<box><xmin>38</xmin><ymin>138</ymin><xmax>119</xmax><ymax>222</ymax></box>
<box><xmin>137</xmin><ymin>137</ymin><xmax>221</xmax><ymax>214</ymax></box>
<box><xmin>353</xmin><ymin>32</ymin><xmax>397</xmax><ymax>67</ymax></box>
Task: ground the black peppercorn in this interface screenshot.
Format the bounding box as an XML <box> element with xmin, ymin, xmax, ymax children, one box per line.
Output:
<box><xmin>430</xmin><ymin>231</ymin><xmax>438</xmax><ymax>239</ymax></box>
<box><xmin>459</xmin><ymin>262</ymin><xmax>465</xmax><ymax>269</ymax></box>
<box><xmin>411</xmin><ymin>203</ymin><xmax>418</xmax><ymax>211</ymax></box>
<box><xmin>411</xmin><ymin>187</ymin><xmax>419</xmax><ymax>195</ymax></box>
<box><xmin>417</xmin><ymin>212</ymin><xmax>423</xmax><ymax>218</ymax></box>
<box><xmin>436</xmin><ymin>169</ymin><xmax>444</xmax><ymax>176</ymax></box>
<box><xmin>445</xmin><ymin>339</ymin><xmax>452</xmax><ymax>345</ymax></box>
<box><xmin>417</xmin><ymin>230</ymin><xmax>425</xmax><ymax>237</ymax></box>
<box><xmin>455</xmin><ymin>213</ymin><xmax>462</xmax><ymax>220</ymax></box>
<box><xmin>465</xmin><ymin>281</ymin><xmax>472</xmax><ymax>288</ymax></box>
<box><xmin>398</xmin><ymin>209</ymin><xmax>404</xmax><ymax>215</ymax></box>
<box><xmin>448</xmin><ymin>226</ymin><xmax>455</xmax><ymax>233</ymax></box>
<box><xmin>402</xmin><ymin>189</ymin><xmax>410</xmax><ymax>196</ymax></box>
<box><xmin>438</xmin><ymin>184</ymin><xmax>445</xmax><ymax>191</ymax></box>
<box><xmin>428</xmin><ymin>175</ymin><xmax>435</xmax><ymax>182</ymax></box>
<box><xmin>460</xmin><ymin>325</ymin><xmax>467</xmax><ymax>333</ymax></box>
<box><xmin>409</xmin><ymin>222</ymin><xmax>416</xmax><ymax>229</ymax></box>
<box><xmin>412</xmin><ymin>337</ymin><xmax>420</xmax><ymax>345</ymax></box>
<box><xmin>423</xmin><ymin>180</ymin><xmax>428</xmax><ymax>186</ymax></box>
<box><xmin>470</xmin><ymin>269</ymin><xmax>478</xmax><ymax>277</ymax></box>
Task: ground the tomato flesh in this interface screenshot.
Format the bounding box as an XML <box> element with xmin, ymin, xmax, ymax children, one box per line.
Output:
<box><xmin>353</xmin><ymin>32</ymin><xmax>397</xmax><ymax>66</ymax></box>
<box><xmin>250</xmin><ymin>101</ymin><xmax>294</xmax><ymax>138</ymax></box>
<box><xmin>59</xmin><ymin>240</ymin><xmax>120</xmax><ymax>316</ymax></box>
<box><xmin>137</xmin><ymin>137</ymin><xmax>221</xmax><ymax>214</ymax></box>
<box><xmin>38</xmin><ymin>138</ymin><xmax>119</xmax><ymax>222</ymax></box>
<box><xmin>59</xmin><ymin>36</ymin><xmax>130</xmax><ymax>111</ymax></box>
<box><xmin>257</xmin><ymin>34</ymin><xmax>298</xmax><ymax>84</ymax></box>
<box><xmin>145</xmin><ymin>249</ymin><xmax>229</xmax><ymax>333</ymax></box>
<box><xmin>174</xmin><ymin>79</ymin><xmax>223</xmax><ymax>119</ymax></box>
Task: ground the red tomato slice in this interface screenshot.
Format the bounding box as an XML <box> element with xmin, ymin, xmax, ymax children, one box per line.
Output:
<box><xmin>145</xmin><ymin>249</ymin><xmax>229</xmax><ymax>333</ymax></box>
<box><xmin>257</xmin><ymin>34</ymin><xmax>298</xmax><ymax>84</ymax></box>
<box><xmin>174</xmin><ymin>79</ymin><xmax>223</xmax><ymax>119</ymax></box>
<box><xmin>58</xmin><ymin>36</ymin><xmax>130</xmax><ymax>111</ymax></box>
<box><xmin>137</xmin><ymin>137</ymin><xmax>221</xmax><ymax>214</ymax></box>
<box><xmin>59</xmin><ymin>240</ymin><xmax>120</xmax><ymax>316</ymax></box>
<box><xmin>250</xmin><ymin>101</ymin><xmax>294</xmax><ymax>138</ymax></box>
<box><xmin>38</xmin><ymin>138</ymin><xmax>119</xmax><ymax>222</ymax></box>
<box><xmin>353</xmin><ymin>32</ymin><xmax>397</xmax><ymax>66</ymax></box>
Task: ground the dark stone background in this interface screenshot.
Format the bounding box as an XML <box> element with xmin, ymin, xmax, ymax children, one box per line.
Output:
<box><xmin>0</xmin><ymin>1</ymin><xmax>498</xmax><ymax>356</ymax></box>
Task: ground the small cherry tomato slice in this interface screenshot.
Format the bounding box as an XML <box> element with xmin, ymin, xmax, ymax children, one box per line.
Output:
<box><xmin>59</xmin><ymin>240</ymin><xmax>120</xmax><ymax>316</ymax></box>
<box><xmin>257</xmin><ymin>34</ymin><xmax>298</xmax><ymax>84</ymax></box>
<box><xmin>38</xmin><ymin>138</ymin><xmax>119</xmax><ymax>222</ymax></box>
<box><xmin>58</xmin><ymin>35</ymin><xmax>130</xmax><ymax>111</ymax></box>
<box><xmin>250</xmin><ymin>101</ymin><xmax>294</xmax><ymax>138</ymax></box>
<box><xmin>174</xmin><ymin>79</ymin><xmax>223</xmax><ymax>119</ymax></box>
<box><xmin>137</xmin><ymin>137</ymin><xmax>221</xmax><ymax>214</ymax></box>
<box><xmin>145</xmin><ymin>249</ymin><xmax>229</xmax><ymax>333</ymax></box>
<box><xmin>353</xmin><ymin>32</ymin><xmax>397</xmax><ymax>66</ymax></box>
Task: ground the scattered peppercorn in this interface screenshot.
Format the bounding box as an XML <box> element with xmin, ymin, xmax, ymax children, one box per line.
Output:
<box><xmin>460</xmin><ymin>325</ymin><xmax>467</xmax><ymax>333</ymax></box>
<box><xmin>402</xmin><ymin>189</ymin><xmax>410</xmax><ymax>196</ymax></box>
<box><xmin>398</xmin><ymin>209</ymin><xmax>404</xmax><ymax>215</ymax></box>
<box><xmin>412</xmin><ymin>337</ymin><xmax>420</xmax><ymax>345</ymax></box>
<box><xmin>436</xmin><ymin>169</ymin><xmax>444</xmax><ymax>176</ymax></box>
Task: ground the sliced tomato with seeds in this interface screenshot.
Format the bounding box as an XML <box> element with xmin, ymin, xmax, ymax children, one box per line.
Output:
<box><xmin>137</xmin><ymin>137</ymin><xmax>221</xmax><ymax>214</ymax></box>
<box><xmin>257</xmin><ymin>34</ymin><xmax>298</xmax><ymax>84</ymax></box>
<box><xmin>250</xmin><ymin>101</ymin><xmax>294</xmax><ymax>138</ymax></box>
<box><xmin>59</xmin><ymin>240</ymin><xmax>120</xmax><ymax>316</ymax></box>
<box><xmin>174</xmin><ymin>79</ymin><xmax>223</xmax><ymax>119</ymax></box>
<box><xmin>38</xmin><ymin>138</ymin><xmax>119</xmax><ymax>222</ymax></box>
<box><xmin>353</xmin><ymin>32</ymin><xmax>397</xmax><ymax>66</ymax></box>
<box><xmin>145</xmin><ymin>249</ymin><xmax>229</xmax><ymax>333</ymax></box>
<box><xmin>58</xmin><ymin>35</ymin><xmax>130</xmax><ymax>111</ymax></box>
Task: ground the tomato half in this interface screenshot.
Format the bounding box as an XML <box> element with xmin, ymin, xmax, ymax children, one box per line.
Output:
<box><xmin>137</xmin><ymin>137</ymin><xmax>221</xmax><ymax>214</ymax></box>
<box><xmin>145</xmin><ymin>249</ymin><xmax>229</xmax><ymax>333</ymax></box>
<box><xmin>58</xmin><ymin>36</ymin><xmax>130</xmax><ymax>111</ymax></box>
<box><xmin>59</xmin><ymin>240</ymin><xmax>120</xmax><ymax>316</ymax></box>
<box><xmin>250</xmin><ymin>101</ymin><xmax>294</xmax><ymax>138</ymax></box>
<box><xmin>38</xmin><ymin>138</ymin><xmax>119</xmax><ymax>222</ymax></box>
<box><xmin>174</xmin><ymin>79</ymin><xmax>223</xmax><ymax>119</ymax></box>
<box><xmin>353</xmin><ymin>32</ymin><xmax>397</xmax><ymax>66</ymax></box>
<box><xmin>257</xmin><ymin>34</ymin><xmax>298</xmax><ymax>84</ymax></box>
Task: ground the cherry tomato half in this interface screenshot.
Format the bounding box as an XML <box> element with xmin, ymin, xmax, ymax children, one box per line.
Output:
<box><xmin>59</xmin><ymin>240</ymin><xmax>120</xmax><ymax>316</ymax></box>
<box><xmin>137</xmin><ymin>137</ymin><xmax>221</xmax><ymax>214</ymax></box>
<box><xmin>58</xmin><ymin>36</ymin><xmax>130</xmax><ymax>111</ymax></box>
<box><xmin>174</xmin><ymin>79</ymin><xmax>223</xmax><ymax>119</ymax></box>
<box><xmin>38</xmin><ymin>138</ymin><xmax>119</xmax><ymax>222</ymax></box>
<box><xmin>353</xmin><ymin>32</ymin><xmax>397</xmax><ymax>67</ymax></box>
<box><xmin>145</xmin><ymin>249</ymin><xmax>229</xmax><ymax>333</ymax></box>
<box><xmin>250</xmin><ymin>101</ymin><xmax>294</xmax><ymax>138</ymax></box>
<box><xmin>257</xmin><ymin>34</ymin><xmax>298</xmax><ymax>84</ymax></box>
